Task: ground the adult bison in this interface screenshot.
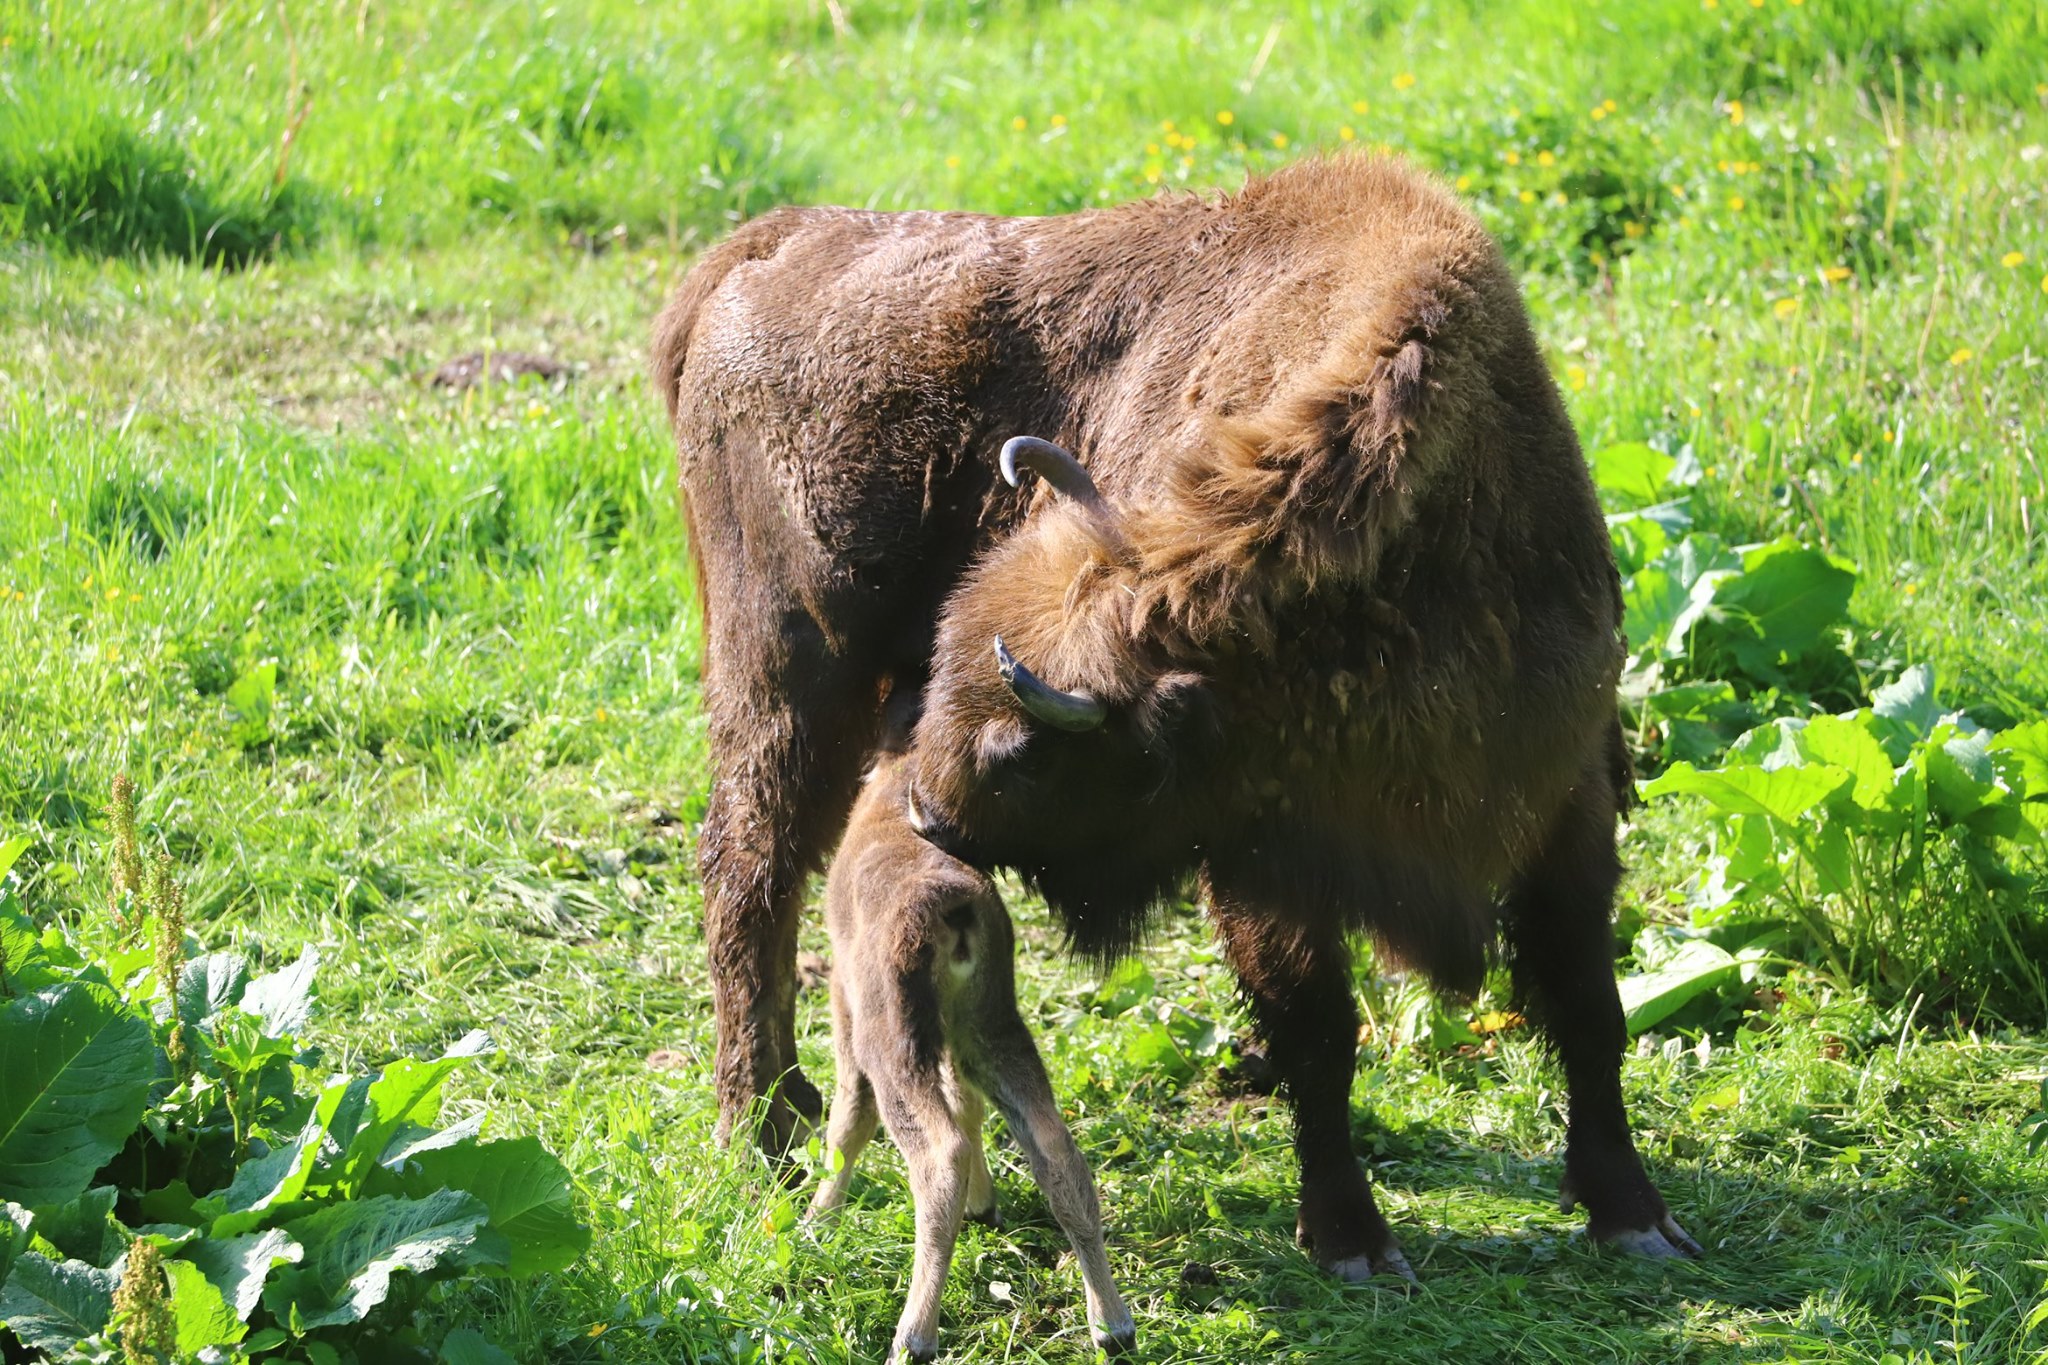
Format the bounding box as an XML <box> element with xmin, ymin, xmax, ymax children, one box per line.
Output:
<box><xmin>653</xmin><ymin>155</ymin><xmax>1698</xmax><ymax>1272</ymax></box>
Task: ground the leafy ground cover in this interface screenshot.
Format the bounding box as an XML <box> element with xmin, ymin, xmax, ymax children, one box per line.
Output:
<box><xmin>4</xmin><ymin>0</ymin><xmax>2048</xmax><ymax>1360</ymax></box>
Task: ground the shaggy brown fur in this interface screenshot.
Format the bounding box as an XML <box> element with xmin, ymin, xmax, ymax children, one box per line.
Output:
<box><xmin>654</xmin><ymin>154</ymin><xmax>1696</xmax><ymax>1272</ymax></box>
<box><xmin>810</xmin><ymin>759</ymin><xmax>1133</xmax><ymax>1363</ymax></box>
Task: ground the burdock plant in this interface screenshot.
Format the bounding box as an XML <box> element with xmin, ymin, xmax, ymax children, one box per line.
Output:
<box><xmin>107</xmin><ymin>773</ymin><xmax>147</xmax><ymax>939</ymax></box>
<box><xmin>112</xmin><ymin>1239</ymin><xmax>177</xmax><ymax>1364</ymax></box>
<box><xmin>148</xmin><ymin>853</ymin><xmax>190</xmax><ymax>1074</ymax></box>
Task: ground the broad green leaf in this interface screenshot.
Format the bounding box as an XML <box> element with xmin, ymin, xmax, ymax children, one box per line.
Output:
<box><xmin>1607</xmin><ymin>499</ymin><xmax>1693</xmax><ymax>574</ymax></box>
<box><xmin>1729</xmin><ymin>717</ymin><xmax>1807</xmax><ymax>770</ymax></box>
<box><xmin>1616</xmin><ymin>940</ymin><xmax>1739</xmax><ymax>1034</ymax></box>
<box><xmin>1590</xmin><ymin>441</ymin><xmax>1675</xmax><ymax>507</ymax></box>
<box><xmin>1808</xmin><ymin>819</ymin><xmax>1854</xmax><ymax>897</ymax></box>
<box><xmin>1641</xmin><ymin>761</ymin><xmax>1851</xmax><ymax>828</ymax></box>
<box><xmin>1711</xmin><ymin>540</ymin><xmax>1856</xmax><ymax>677</ymax></box>
<box><xmin>178</xmin><ymin>1226</ymin><xmax>303</xmax><ymax>1322</ymax></box>
<box><xmin>1621</xmin><ymin>565</ymin><xmax>1685</xmax><ymax>662</ymax></box>
<box><xmin>224</xmin><ymin>661</ymin><xmax>278</xmax><ymax>748</ymax></box>
<box><xmin>1798</xmin><ymin>714</ymin><xmax>1898</xmax><ymax>808</ymax></box>
<box><xmin>386</xmin><ymin>1138</ymin><xmax>588</xmax><ymax>1277</ymax></box>
<box><xmin>0</xmin><ymin>897</ymin><xmax>67</xmax><ymax>994</ymax></box>
<box><xmin>0</xmin><ymin>836</ymin><xmax>30</xmax><ymax>883</ymax></box>
<box><xmin>1091</xmin><ymin>958</ymin><xmax>1155</xmax><ymax>1015</ymax></box>
<box><xmin>327</xmin><ymin>1032</ymin><xmax>491</xmax><ymax>1193</ymax></box>
<box><xmin>1872</xmin><ymin>663</ymin><xmax>1941</xmax><ymax>738</ymax></box>
<box><xmin>264</xmin><ymin>1190</ymin><xmax>502</xmax><ymax>1330</ymax></box>
<box><xmin>174</xmin><ymin>951</ymin><xmax>251</xmax><ymax>1032</ymax></box>
<box><xmin>380</xmin><ymin>1113</ymin><xmax>486</xmax><ymax>1169</ymax></box>
<box><xmin>239</xmin><ymin>947</ymin><xmax>319</xmax><ymax>1039</ymax></box>
<box><xmin>0</xmin><ymin>982</ymin><xmax>155</xmax><ymax>1207</ymax></box>
<box><xmin>1922</xmin><ymin>725</ymin><xmax>2002</xmax><ymax>823</ymax></box>
<box><xmin>0</xmin><ymin>1202</ymin><xmax>29</xmax><ymax>1292</ymax></box>
<box><xmin>28</xmin><ymin>1186</ymin><xmax>118</xmax><ymax>1266</ymax></box>
<box><xmin>0</xmin><ymin>1251</ymin><xmax>116</xmax><ymax>1352</ymax></box>
<box><xmin>1990</xmin><ymin>719</ymin><xmax>2048</xmax><ymax>796</ymax></box>
<box><xmin>208</xmin><ymin>1075</ymin><xmax>367</xmax><ymax>1236</ymax></box>
<box><xmin>442</xmin><ymin>1327</ymin><xmax>518</xmax><ymax>1365</ymax></box>
<box><xmin>163</xmin><ymin>1254</ymin><xmax>246</xmax><ymax>1351</ymax></box>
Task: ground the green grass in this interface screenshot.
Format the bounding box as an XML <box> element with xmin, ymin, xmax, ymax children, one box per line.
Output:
<box><xmin>4</xmin><ymin>0</ymin><xmax>2048</xmax><ymax>1359</ymax></box>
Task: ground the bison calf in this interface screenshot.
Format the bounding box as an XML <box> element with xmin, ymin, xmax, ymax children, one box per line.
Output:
<box><xmin>809</xmin><ymin>758</ymin><xmax>1134</xmax><ymax>1363</ymax></box>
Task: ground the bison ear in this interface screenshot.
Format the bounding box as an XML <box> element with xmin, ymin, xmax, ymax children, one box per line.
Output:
<box><xmin>1135</xmin><ymin>669</ymin><xmax>1218</xmax><ymax>749</ymax></box>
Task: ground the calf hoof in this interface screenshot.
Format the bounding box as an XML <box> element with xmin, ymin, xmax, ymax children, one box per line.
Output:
<box><xmin>1092</xmin><ymin>1317</ymin><xmax>1137</xmax><ymax>1357</ymax></box>
<box><xmin>1599</xmin><ymin>1215</ymin><xmax>1704</xmax><ymax>1260</ymax></box>
<box><xmin>964</xmin><ymin>1200</ymin><xmax>1002</xmax><ymax>1230</ymax></box>
<box><xmin>891</xmin><ymin>1331</ymin><xmax>939</xmax><ymax>1364</ymax></box>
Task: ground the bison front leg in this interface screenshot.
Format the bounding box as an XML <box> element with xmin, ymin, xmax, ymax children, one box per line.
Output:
<box><xmin>1505</xmin><ymin>779</ymin><xmax>1703</xmax><ymax>1260</ymax></box>
<box><xmin>700</xmin><ymin>624</ymin><xmax>884</xmax><ymax>1155</ymax></box>
<box><xmin>1210</xmin><ymin>893</ymin><xmax>1413</xmax><ymax>1283</ymax></box>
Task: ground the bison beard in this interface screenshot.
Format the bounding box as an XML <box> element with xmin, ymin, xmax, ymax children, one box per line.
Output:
<box><xmin>654</xmin><ymin>154</ymin><xmax>1700</xmax><ymax>1273</ymax></box>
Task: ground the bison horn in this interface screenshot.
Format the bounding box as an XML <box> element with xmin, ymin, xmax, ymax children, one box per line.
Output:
<box><xmin>993</xmin><ymin>635</ymin><xmax>1107</xmax><ymax>732</ymax></box>
<box><xmin>1000</xmin><ymin>435</ymin><xmax>1104</xmax><ymax>506</ymax></box>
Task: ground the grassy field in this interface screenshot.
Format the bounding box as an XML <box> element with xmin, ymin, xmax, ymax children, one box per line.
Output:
<box><xmin>5</xmin><ymin>0</ymin><xmax>2048</xmax><ymax>1360</ymax></box>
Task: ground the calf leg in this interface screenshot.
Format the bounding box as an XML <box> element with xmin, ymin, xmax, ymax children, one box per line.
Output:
<box><xmin>972</xmin><ymin>1024</ymin><xmax>1135</xmax><ymax>1356</ymax></box>
<box><xmin>955</xmin><ymin>1085</ymin><xmax>999</xmax><ymax>1227</ymax></box>
<box><xmin>1503</xmin><ymin>783</ymin><xmax>1702</xmax><ymax>1259</ymax></box>
<box><xmin>1211</xmin><ymin>892</ymin><xmax>1412</xmax><ymax>1283</ymax></box>
<box><xmin>810</xmin><ymin>987</ymin><xmax>880</xmax><ymax>1217</ymax></box>
<box><xmin>873</xmin><ymin>1064</ymin><xmax>979</xmax><ymax>1364</ymax></box>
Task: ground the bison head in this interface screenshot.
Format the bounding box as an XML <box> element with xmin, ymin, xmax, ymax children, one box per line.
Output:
<box><xmin>905</xmin><ymin>438</ymin><xmax>1221</xmax><ymax>945</ymax></box>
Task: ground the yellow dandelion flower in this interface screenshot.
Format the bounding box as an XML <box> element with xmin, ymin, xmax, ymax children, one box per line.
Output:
<box><xmin>1882</xmin><ymin>429</ymin><xmax>1894</xmax><ymax>443</ymax></box>
<box><xmin>1161</xmin><ymin>119</ymin><xmax>1176</xmax><ymax>132</ymax></box>
<box><xmin>1519</xmin><ymin>189</ymin><xmax>1536</xmax><ymax>204</ymax></box>
<box><xmin>1773</xmin><ymin>297</ymin><xmax>1799</xmax><ymax>318</ymax></box>
<box><xmin>1729</xmin><ymin>194</ymin><xmax>1745</xmax><ymax>211</ymax></box>
<box><xmin>1455</xmin><ymin>173</ymin><xmax>1473</xmax><ymax>190</ymax></box>
<box><xmin>1504</xmin><ymin>149</ymin><xmax>1522</xmax><ymax>165</ymax></box>
<box><xmin>1537</xmin><ymin>149</ymin><xmax>1556</xmax><ymax>167</ymax></box>
<box><xmin>2001</xmin><ymin>250</ymin><xmax>2025</xmax><ymax>268</ymax></box>
<box><xmin>945</xmin><ymin>154</ymin><xmax>961</xmax><ymax>169</ymax></box>
<box><xmin>1749</xmin><ymin>0</ymin><xmax>1763</xmax><ymax>8</ymax></box>
<box><xmin>1948</xmin><ymin>347</ymin><xmax>1973</xmax><ymax>365</ymax></box>
<box><xmin>1788</xmin><ymin>0</ymin><xmax>1802</xmax><ymax>5</ymax></box>
<box><xmin>1903</xmin><ymin>583</ymin><xmax>1918</xmax><ymax>596</ymax></box>
<box><xmin>1147</xmin><ymin>142</ymin><xmax>1160</xmax><ymax>155</ymax></box>
<box><xmin>1351</xmin><ymin>99</ymin><xmax>1369</xmax><ymax>114</ymax></box>
<box><xmin>82</xmin><ymin>574</ymin><xmax>93</xmax><ymax>591</ymax></box>
<box><xmin>1216</xmin><ymin>109</ymin><xmax>1235</xmax><ymax>125</ymax></box>
<box><xmin>1670</xmin><ymin>183</ymin><xmax>1688</xmax><ymax>199</ymax></box>
<box><xmin>1823</xmin><ymin>265</ymin><xmax>1852</xmax><ymax>282</ymax></box>
<box><xmin>1624</xmin><ymin>220</ymin><xmax>1645</xmax><ymax>238</ymax></box>
<box><xmin>1011</xmin><ymin>115</ymin><xmax>1027</xmax><ymax>131</ymax></box>
<box><xmin>1566</xmin><ymin>363</ymin><xmax>1588</xmax><ymax>391</ymax></box>
<box><xmin>1850</xmin><ymin>453</ymin><xmax>1863</xmax><ymax>466</ymax></box>
<box><xmin>1050</xmin><ymin>113</ymin><xmax>1067</xmax><ymax>129</ymax></box>
<box><xmin>1392</xmin><ymin>72</ymin><xmax>1417</xmax><ymax>92</ymax></box>
<box><xmin>106</xmin><ymin>585</ymin><xmax>123</xmax><ymax>600</ymax></box>
<box><xmin>1603</xmin><ymin>98</ymin><xmax>1618</xmax><ymax>113</ymax></box>
<box><xmin>1703</xmin><ymin>0</ymin><xmax>1717</xmax><ymax>9</ymax></box>
<box><xmin>1591</xmin><ymin>106</ymin><xmax>1608</xmax><ymax>121</ymax></box>
<box><xmin>1146</xmin><ymin>169</ymin><xmax>1161</xmax><ymax>184</ymax></box>
<box><xmin>596</xmin><ymin>707</ymin><xmax>609</xmax><ymax>723</ymax></box>
<box><xmin>1272</xmin><ymin>132</ymin><xmax>1289</xmax><ymax>148</ymax></box>
<box><xmin>1339</xmin><ymin>125</ymin><xmax>1356</xmax><ymax>141</ymax></box>
<box><xmin>2041</xmin><ymin>273</ymin><xmax>2048</xmax><ymax>294</ymax></box>
<box><xmin>1727</xmin><ymin>99</ymin><xmax>1745</xmax><ymax>125</ymax></box>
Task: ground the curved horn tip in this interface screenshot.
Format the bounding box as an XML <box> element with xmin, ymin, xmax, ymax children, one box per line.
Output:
<box><xmin>992</xmin><ymin>635</ymin><xmax>1107</xmax><ymax>733</ymax></box>
<box><xmin>999</xmin><ymin>437</ymin><xmax>1029</xmax><ymax>489</ymax></box>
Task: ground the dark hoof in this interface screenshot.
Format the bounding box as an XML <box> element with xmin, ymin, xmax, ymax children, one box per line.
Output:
<box><xmin>727</xmin><ymin>1070</ymin><xmax>825</xmax><ymax>1165</ymax></box>
<box><xmin>965</xmin><ymin>1200</ymin><xmax>1003</xmax><ymax>1229</ymax></box>
<box><xmin>1601</xmin><ymin>1215</ymin><xmax>1704</xmax><ymax>1260</ymax></box>
<box><xmin>1322</xmin><ymin>1245</ymin><xmax>1418</xmax><ymax>1285</ymax></box>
